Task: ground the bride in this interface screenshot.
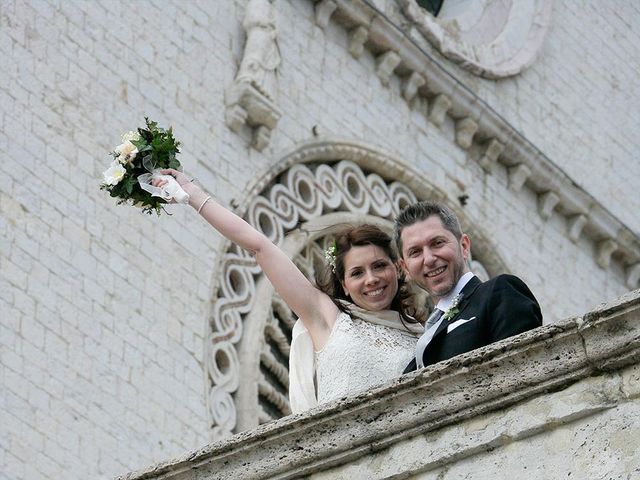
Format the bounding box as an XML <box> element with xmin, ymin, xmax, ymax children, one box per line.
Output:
<box><xmin>153</xmin><ymin>169</ymin><xmax>423</xmax><ymax>412</ymax></box>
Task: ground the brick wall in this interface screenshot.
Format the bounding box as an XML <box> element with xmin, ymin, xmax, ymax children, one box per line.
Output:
<box><xmin>0</xmin><ymin>1</ymin><xmax>637</xmax><ymax>479</ymax></box>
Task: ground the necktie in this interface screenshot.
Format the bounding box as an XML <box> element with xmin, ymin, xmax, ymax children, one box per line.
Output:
<box><xmin>415</xmin><ymin>308</ymin><xmax>445</xmax><ymax>368</ymax></box>
<box><xmin>425</xmin><ymin>308</ymin><xmax>444</xmax><ymax>329</ymax></box>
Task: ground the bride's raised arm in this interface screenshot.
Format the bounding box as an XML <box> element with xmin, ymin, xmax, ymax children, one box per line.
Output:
<box><xmin>157</xmin><ymin>169</ymin><xmax>337</xmax><ymax>347</ymax></box>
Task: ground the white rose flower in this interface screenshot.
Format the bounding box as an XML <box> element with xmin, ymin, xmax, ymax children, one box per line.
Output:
<box><xmin>114</xmin><ymin>140</ymin><xmax>138</xmax><ymax>165</ymax></box>
<box><xmin>102</xmin><ymin>160</ymin><xmax>127</xmax><ymax>186</ymax></box>
<box><xmin>121</xmin><ymin>130</ymin><xmax>141</xmax><ymax>143</ymax></box>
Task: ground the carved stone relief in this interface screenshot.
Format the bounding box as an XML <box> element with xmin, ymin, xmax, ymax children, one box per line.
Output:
<box><xmin>204</xmin><ymin>141</ymin><xmax>505</xmax><ymax>439</ymax></box>
<box><xmin>225</xmin><ymin>0</ymin><xmax>282</xmax><ymax>151</ymax></box>
<box><xmin>399</xmin><ymin>0</ymin><xmax>553</xmax><ymax>79</ymax></box>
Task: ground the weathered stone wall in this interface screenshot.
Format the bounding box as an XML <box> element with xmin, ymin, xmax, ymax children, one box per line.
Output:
<box><xmin>1</xmin><ymin>1</ymin><xmax>639</xmax><ymax>479</ymax></box>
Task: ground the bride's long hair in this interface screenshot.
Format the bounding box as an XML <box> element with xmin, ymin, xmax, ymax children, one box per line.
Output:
<box><xmin>315</xmin><ymin>224</ymin><xmax>424</xmax><ymax>325</ymax></box>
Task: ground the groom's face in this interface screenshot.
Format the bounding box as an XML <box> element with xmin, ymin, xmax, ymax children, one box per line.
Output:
<box><xmin>399</xmin><ymin>215</ymin><xmax>470</xmax><ymax>302</ymax></box>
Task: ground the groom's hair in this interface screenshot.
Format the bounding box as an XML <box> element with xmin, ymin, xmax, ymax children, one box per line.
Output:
<box><xmin>394</xmin><ymin>201</ymin><xmax>463</xmax><ymax>256</ymax></box>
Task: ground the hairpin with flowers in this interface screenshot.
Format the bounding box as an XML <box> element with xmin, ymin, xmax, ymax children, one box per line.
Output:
<box><xmin>324</xmin><ymin>240</ymin><xmax>337</xmax><ymax>273</ymax></box>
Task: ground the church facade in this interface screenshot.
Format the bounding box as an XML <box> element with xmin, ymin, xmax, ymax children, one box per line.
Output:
<box><xmin>1</xmin><ymin>1</ymin><xmax>639</xmax><ymax>478</ymax></box>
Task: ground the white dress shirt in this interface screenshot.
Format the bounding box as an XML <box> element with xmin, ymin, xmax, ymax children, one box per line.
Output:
<box><xmin>414</xmin><ymin>271</ymin><xmax>475</xmax><ymax>368</ymax></box>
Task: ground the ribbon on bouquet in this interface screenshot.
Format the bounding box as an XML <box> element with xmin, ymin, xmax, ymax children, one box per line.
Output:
<box><xmin>137</xmin><ymin>156</ymin><xmax>190</xmax><ymax>204</ymax></box>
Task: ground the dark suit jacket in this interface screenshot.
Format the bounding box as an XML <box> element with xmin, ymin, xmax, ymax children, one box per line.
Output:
<box><xmin>404</xmin><ymin>274</ymin><xmax>542</xmax><ymax>373</ymax></box>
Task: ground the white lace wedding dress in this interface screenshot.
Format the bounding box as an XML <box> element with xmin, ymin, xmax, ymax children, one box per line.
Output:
<box><xmin>315</xmin><ymin>312</ymin><xmax>418</xmax><ymax>405</ymax></box>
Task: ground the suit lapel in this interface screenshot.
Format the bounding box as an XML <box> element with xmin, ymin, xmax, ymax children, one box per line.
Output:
<box><xmin>412</xmin><ymin>275</ymin><xmax>485</xmax><ymax>370</ymax></box>
<box><xmin>430</xmin><ymin>276</ymin><xmax>482</xmax><ymax>339</ymax></box>
<box><xmin>451</xmin><ymin>276</ymin><xmax>482</xmax><ymax>319</ymax></box>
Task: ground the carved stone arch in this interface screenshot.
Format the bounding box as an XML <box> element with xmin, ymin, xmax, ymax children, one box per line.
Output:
<box><xmin>204</xmin><ymin>138</ymin><xmax>509</xmax><ymax>439</ymax></box>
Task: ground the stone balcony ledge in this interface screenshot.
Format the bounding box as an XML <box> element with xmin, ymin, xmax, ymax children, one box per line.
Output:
<box><xmin>118</xmin><ymin>289</ymin><xmax>640</xmax><ymax>480</ymax></box>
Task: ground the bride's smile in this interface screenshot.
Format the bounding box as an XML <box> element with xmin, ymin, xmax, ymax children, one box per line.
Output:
<box><xmin>341</xmin><ymin>245</ymin><xmax>399</xmax><ymax>311</ymax></box>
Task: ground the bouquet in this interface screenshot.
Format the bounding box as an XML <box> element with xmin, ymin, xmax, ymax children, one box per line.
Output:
<box><xmin>100</xmin><ymin>118</ymin><xmax>189</xmax><ymax>215</ymax></box>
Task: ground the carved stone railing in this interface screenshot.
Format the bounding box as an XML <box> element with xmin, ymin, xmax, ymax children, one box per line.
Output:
<box><xmin>117</xmin><ymin>288</ymin><xmax>640</xmax><ymax>480</ymax></box>
<box><xmin>310</xmin><ymin>0</ymin><xmax>640</xmax><ymax>289</ymax></box>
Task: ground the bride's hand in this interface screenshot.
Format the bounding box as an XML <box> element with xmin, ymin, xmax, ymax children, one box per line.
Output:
<box><xmin>151</xmin><ymin>168</ymin><xmax>189</xmax><ymax>187</ymax></box>
<box><xmin>152</xmin><ymin>168</ymin><xmax>210</xmax><ymax>210</ymax></box>
<box><xmin>151</xmin><ymin>168</ymin><xmax>201</xmax><ymax>202</ymax></box>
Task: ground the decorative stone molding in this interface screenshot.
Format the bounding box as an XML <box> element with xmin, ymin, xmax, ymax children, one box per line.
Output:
<box><xmin>117</xmin><ymin>289</ymin><xmax>640</xmax><ymax>480</ymax></box>
<box><xmin>476</xmin><ymin>138</ymin><xmax>504</xmax><ymax>172</ymax></box>
<box><xmin>538</xmin><ymin>191</ymin><xmax>560</xmax><ymax>220</ymax></box>
<box><xmin>402</xmin><ymin>71</ymin><xmax>425</xmax><ymax>102</ymax></box>
<box><xmin>428</xmin><ymin>93</ymin><xmax>451</xmax><ymax>126</ymax></box>
<box><xmin>348</xmin><ymin>25</ymin><xmax>368</xmax><ymax>58</ymax></box>
<box><xmin>507</xmin><ymin>164</ymin><xmax>531</xmax><ymax>192</ymax></box>
<box><xmin>597</xmin><ymin>239</ymin><xmax>619</xmax><ymax>269</ymax></box>
<box><xmin>225</xmin><ymin>0</ymin><xmax>281</xmax><ymax>151</ymax></box>
<box><xmin>308</xmin><ymin>0</ymin><xmax>640</xmax><ymax>285</ymax></box>
<box><xmin>398</xmin><ymin>0</ymin><xmax>553</xmax><ymax>79</ymax></box>
<box><xmin>455</xmin><ymin>117</ymin><xmax>478</xmax><ymax>150</ymax></box>
<box><xmin>314</xmin><ymin>0</ymin><xmax>337</xmax><ymax>29</ymax></box>
<box><xmin>375</xmin><ymin>50</ymin><xmax>402</xmax><ymax>86</ymax></box>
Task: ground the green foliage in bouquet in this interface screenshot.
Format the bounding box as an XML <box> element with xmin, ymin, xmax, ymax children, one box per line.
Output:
<box><xmin>101</xmin><ymin>118</ymin><xmax>181</xmax><ymax>215</ymax></box>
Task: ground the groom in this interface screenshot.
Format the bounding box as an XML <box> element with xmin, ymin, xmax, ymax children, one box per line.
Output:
<box><xmin>394</xmin><ymin>201</ymin><xmax>542</xmax><ymax>372</ymax></box>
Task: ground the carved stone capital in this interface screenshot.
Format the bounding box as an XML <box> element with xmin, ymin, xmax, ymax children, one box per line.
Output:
<box><xmin>225</xmin><ymin>104</ymin><xmax>249</xmax><ymax>133</ymax></box>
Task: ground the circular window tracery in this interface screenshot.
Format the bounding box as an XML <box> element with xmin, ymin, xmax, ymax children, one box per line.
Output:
<box><xmin>402</xmin><ymin>0</ymin><xmax>553</xmax><ymax>78</ymax></box>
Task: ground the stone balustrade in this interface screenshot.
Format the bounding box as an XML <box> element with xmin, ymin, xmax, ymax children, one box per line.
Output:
<box><xmin>117</xmin><ymin>288</ymin><xmax>640</xmax><ymax>480</ymax></box>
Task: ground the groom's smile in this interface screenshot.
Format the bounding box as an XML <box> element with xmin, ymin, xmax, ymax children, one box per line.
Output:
<box><xmin>399</xmin><ymin>215</ymin><xmax>471</xmax><ymax>302</ymax></box>
<box><xmin>426</xmin><ymin>266</ymin><xmax>447</xmax><ymax>277</ymax></box>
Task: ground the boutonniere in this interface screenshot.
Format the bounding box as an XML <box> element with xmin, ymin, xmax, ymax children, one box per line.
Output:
<box><xmin>442</xmin><ymin>293</ymin><xmax>463</xmax><ymax>321</ymax></box>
